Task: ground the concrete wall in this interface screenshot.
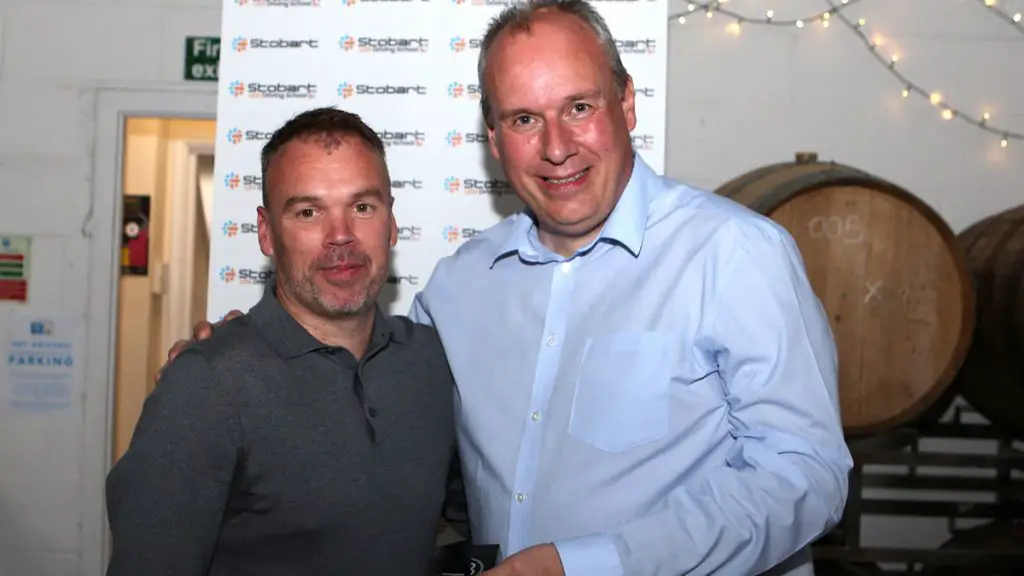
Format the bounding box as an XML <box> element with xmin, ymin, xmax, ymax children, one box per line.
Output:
<box><xmin>0</xmin><ymin>0</ymin><xmax>1020</xmax><ymax>573</ymax></box>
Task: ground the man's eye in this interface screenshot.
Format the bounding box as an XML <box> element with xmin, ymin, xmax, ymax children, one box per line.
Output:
<box><xmin>298</xmin><ymin>208</ymin><xmax>316</xmax><ymax>218</ymax></box>
<box><xmin>355</xmin><ymin>203</ymin><xmax>374</xmax><ymax>213</ymax></box>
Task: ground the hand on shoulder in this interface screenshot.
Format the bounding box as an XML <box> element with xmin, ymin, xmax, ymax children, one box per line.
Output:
<box><xmin>153</xmin><ymin>309</ymin><xmax>244</xmax><ymax>384</ymax></box>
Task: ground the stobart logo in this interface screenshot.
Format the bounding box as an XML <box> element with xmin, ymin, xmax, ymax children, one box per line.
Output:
<box><xmin>222</xmin><ymin>221</ymin><xmax>258</xmax><ymax>237</ymax></box>
<box><xmin>615</xmin><ymin>38</ymin><xmax>656</xmax><ymax>54</ymax></box>
<box><xmin>223</xmin><ymin>172</ymin><xmax>262</xmax><ymax>191</ymax></box>
<box><xmin>631</xmin><ymin>134</ymin><xmax>655</xmax><ymax>150</ymax></box>
<box><xmin>219</xmin><ymin>266</ymin><xmax>237</xmax><ymax>283</ymax></box>
<box><xmin>340</xmin><ymin>34</ymin><xmax>429</xmax><ymax>53</ymax></box>
<box><xmin>228</xmin><ymin>80</ymin><xmax>318</xmax><ymax>99</ymax></box>
<box><xmin>377</xmin><ymin>130</ymin><xmax>425</xmax><ymax>147</ymax></box>
<box><xmin>233</xmin><ymin>36</ymin><xmax>318</xmax><ymax>50</ymax></box>
<box><xmin>453</xmin><ymin>0</ymin><xmax>520</xmax><ymax>6</ymax></box>
<box><xmin>243</xmin><ymin>0</ymin><xmax>321</xmax><ymax>6</ymax></box>
<box><xmin>446</xmin><ymin>130</ymin><xmax>488</xmax><ymax>147</ymax></box>
<box><xmin>449</xmin><ymin>36</ymin><xmax>481</xmax><ymax>53</ymax></box>
<box><xmin>342</xmin><ymin>0</ymin><xmax>419</xmax><ymax>6</ymax></box>
<box><xmin>457</xmin><ymin>177</ymin><xmax>514</xmax><ymax>195</ymax></box>
<box><xmin>337</xmin><ymin>81</ymin><xmax>426</xmax><ymax>97</ymax></box>
<box><xmin>220</xmin><ymin>265</ymin><xmax>273</xmax><ymax>285</ymax></box>
<box><xmin>442</xmin><ymin>225</ymin><xmax>483</xmax><ymax>243</ymax></box>
<box><xmin>226</xmin><ymin>127</ymin><xmax>273</xmax><ymax>144</ymax></box>
<box><xmin>444</xmin><ymin>177</ymin><xmax>461</xmax><ymax>193</ymax></box>
<box><xmin>224</xmin><ymin>172</ymin><xmax>241</xmax><ymax>190</ymax></box>
<box><xmin>447</xmin><ymin>81</ymin><xmax>482</xmax><ymax>100</ymax></box>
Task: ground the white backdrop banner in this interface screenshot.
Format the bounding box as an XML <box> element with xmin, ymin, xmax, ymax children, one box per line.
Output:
<box><xmin>208</xmin><ymin>0</ymin><xmax>668</xmax><ymax>321</ymax></box>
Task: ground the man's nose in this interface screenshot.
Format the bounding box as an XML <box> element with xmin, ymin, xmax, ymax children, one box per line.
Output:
<box><xmin>325</xmin><ymin>213</ymin><xmax>355</xmax><ymax>244</ymax></box>
<box><xmin>541</xmin><ymin>121</ymin><xmax>578</xmax><ymax>165</ymax></box>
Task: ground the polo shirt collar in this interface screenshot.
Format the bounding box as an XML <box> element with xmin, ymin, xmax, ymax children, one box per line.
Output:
<box><xmin>249</xmin><ymin>285</ymin><xmax>400</xmax><ymax>360</ymax></box>
<box><xmin>492</xmin><ymin>153</ymin><xmax>658</xmax><ymax>265</ymax></box>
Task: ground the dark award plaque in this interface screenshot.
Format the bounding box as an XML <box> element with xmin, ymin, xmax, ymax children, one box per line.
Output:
<box><xmin>436</xmin><ymin>541</ymin><xmax>501</xmax><ymax>575</ymax></box>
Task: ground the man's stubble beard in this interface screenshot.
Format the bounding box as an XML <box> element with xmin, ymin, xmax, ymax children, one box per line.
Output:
<box><xmin>274</xmin><ymin>238</ymin><xmax>388</xmax><ymax>318</ymax></box>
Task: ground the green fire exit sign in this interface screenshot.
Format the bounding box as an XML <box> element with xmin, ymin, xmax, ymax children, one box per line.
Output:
<box><xmin>185</xmin><ymin>36</ymin><xmax>220</xmax><ymax>82</ymax></box>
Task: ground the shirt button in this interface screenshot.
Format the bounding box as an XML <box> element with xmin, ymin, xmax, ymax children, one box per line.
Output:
<box><xmin>367</xmin><ymin>407</ymin><xmax>378</xmax><ymax>418</ymax></box>
<box><xmin>515</xmin><ymin>492</ymin><xmax>526</xmax><ymax>503</ymax></box>
<box><xmin>546</xmin><ymin>334</ymin><xmax>557</xmax><ymax>346</ymax></box>
<box><xmin>560</xmin><ymin>262</ymin><xmax>572</xmax><ymax>273</ymax></box>
<box><xmin>530</xmin><ymin>410</ymin><xmax>541</xmax><ymax>422</ymax></box>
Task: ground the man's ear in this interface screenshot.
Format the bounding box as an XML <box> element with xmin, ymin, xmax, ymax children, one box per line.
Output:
<box><xmin>621</xmin><ymin>74</ymin><xmax>637</xmax><ymax>132</ymax></box>
<box><xmin>257</xmin><ymin>206</ymin><xmax>274</xmax><ymax>258</ymax></box>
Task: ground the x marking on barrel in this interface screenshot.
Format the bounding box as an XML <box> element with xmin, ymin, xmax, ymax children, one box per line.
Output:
<box><xmin>864</xmin><ymin>280</ymin><xmax>883</xmax><ymax>303</ymax></box>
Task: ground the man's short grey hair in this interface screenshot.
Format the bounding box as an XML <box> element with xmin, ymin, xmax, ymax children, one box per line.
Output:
<box><xmin>476</xmin><ymin>0</ymin><xmax>630</xmax><ymax>129</ymax></box>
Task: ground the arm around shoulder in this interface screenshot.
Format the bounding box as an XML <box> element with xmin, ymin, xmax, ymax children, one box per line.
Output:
<box><xmin>105</xmin><ymin>349</ymin><xmax>241</xmax><ymax>576</ymax></box>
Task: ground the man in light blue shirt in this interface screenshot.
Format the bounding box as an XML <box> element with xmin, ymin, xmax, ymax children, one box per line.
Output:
<box><xmin>411</xmin><ymin>0</ymin><xmax>853</xmax><ymax>574</ymax></box>
<box><xmin>169</xmin><ymin>0</ymin><xmax>853</xmax><ymax>573</ymax></box>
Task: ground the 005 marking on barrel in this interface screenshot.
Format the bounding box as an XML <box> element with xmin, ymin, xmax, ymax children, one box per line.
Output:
<box><xmin>807</xmin><ymin>215</ymin><xmax>865</xmax><ymax>244</ymax></box>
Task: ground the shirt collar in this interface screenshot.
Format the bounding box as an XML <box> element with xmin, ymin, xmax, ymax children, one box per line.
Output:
<box><xmin>493</xmin><ymin>154</ymin><xmax>660</xmax><ymax>265</ymax></box>
<box><xmin>249</xmin><ymin>285</ymin><xmax>400</xmax><ymax>360</ymax></box>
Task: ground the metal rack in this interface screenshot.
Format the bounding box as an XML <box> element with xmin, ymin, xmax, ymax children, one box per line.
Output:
<box><xmin>811</xmin><ymin>403</ymin><xmax>1024</xmax><ymax>573</ymax></box>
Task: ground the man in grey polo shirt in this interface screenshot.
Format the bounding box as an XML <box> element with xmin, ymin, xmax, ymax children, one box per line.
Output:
<box><xmin>105</xmin><ymin>107</ymin><xmax>460</xmax><ymax>576</ymax></box>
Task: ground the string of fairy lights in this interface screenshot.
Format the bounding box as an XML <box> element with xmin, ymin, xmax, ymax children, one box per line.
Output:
<box><xmin>977</xmin><ymin>0</ymin><xmax>1024</xmax><ymax>36</ymax></box>
<box><xmin>667</xmin><ymin>0</ymin><xmax>1024</xmax><ymax>149</ymax></box>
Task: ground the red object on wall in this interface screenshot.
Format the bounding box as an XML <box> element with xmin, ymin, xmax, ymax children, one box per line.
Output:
<box><xmin>122</xmin><ymin>195</ymin><xmax>151</xmax><ymax>276</ymax></box>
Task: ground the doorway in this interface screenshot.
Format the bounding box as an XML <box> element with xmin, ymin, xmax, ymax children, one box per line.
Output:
<box><xmin>111</xmin><ymin>117</ymin><xmax>217</xmax><ymax>462</ymax></box>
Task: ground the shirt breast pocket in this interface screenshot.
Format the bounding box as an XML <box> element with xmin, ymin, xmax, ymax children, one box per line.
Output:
<box><xmin>568</xmin><ymin>331</ymin><xmax>671</xmax><ymax>454</ymax></box>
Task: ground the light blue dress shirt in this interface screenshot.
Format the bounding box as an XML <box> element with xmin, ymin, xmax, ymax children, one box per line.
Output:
<box><xmin>410</xmin><ymin>155</ymin><xmax>854</xmax><ymax>576</ymax></box>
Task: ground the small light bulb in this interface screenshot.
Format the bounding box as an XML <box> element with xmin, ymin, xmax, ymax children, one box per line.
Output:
<box><xmin>822</xmin><ymin>12</ymin><xmax>831</xmax><ymax>20</ymax></box>
<box><xmin>872</xmin><ymin>35</ymin><xmax>884</xmax><ymax>46</ymax></box>
<box><xmin>941</xmin><ymin>109</ymin><xmax>954</xmax><ymax>120</ymax></box>
<box><xmin>890</xmin><ymin>54</ymin><xmax>899</xmax><ymax>63</ymax></box>
<box><xmin>930</xmin><ymin>92</ymin><xmax>942</xmax><ymax>105</ymax></box>
<box><xmin>678</xmin><ymin>15</ymin><xmax>686</xmax><ymax>24</ymax></box>
<box><xmin>822</xmin><ymin>19</ymin><xmax>830</xmax><ymax>28</ymax></box>
<box><xmin>902</xmin><ymin>88</ymin><xmax>909</xmax><ymax>98</ymax></box>
<box><xmin>706</xmin><ymin>9</ymin><xmax>713</xmax><ymax>18</ymax></box>
<box><xmin>842</xmin><ymin>0</ymin><xmax>849</xmax><ymax>4</ymax></box>
<box><xmin>766</xmin><ymin>10</ymin><xmax>774</xmax><ymax>18</ymax></box>
<box><xmin>983</xmin><ymin>112</ymin><xmax>991</xmax><ymax>121</ymax></box>
<box><xmin>1001</xmin><ymin>138</ymin><xmax>1009</xmax><ymax>148</ymax></box>
<box><xmin>727</xmin><ymin>21</ymin><xmax>741</xmax><ymax>34</ymax></box>
<box><xmin>857</xmin><ymin>18</ymin><xmax>866</xmax><ymax>27</ymax></box>
<box><xmin>984</xmin><ymin>0</ymin><xmax>996</xmax><ymax>6</ymax></box>
<box><xmin>1014</xmin><ymin>12</ymin><xmax>1022</xmax><ymax>22</ymax></box>
<box><xmin>687</xmin><ymin>3</ymin><xmax>695</xmax><ymax>11</ymax></box>
<box><xmin>796</xmin><ymin>19</ymin><xmax>804</xmax><ymax>27</ymax></box>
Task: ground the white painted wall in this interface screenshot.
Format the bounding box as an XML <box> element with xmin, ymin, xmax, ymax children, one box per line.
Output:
<box><xmin>0</xmin><ymin>0</ymin><xmax>1020</xmax><ymax>573</ymax></box>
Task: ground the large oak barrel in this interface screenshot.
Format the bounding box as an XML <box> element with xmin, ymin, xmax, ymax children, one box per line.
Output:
<box><xmin>715</xmin><ymin>153</ymin><xmax>975</xmax><ymax>437</ymax></box>
<box><xmin>953</xmin><ymin>204</ymin><xmax>1024</xmax><ymax>439</ymax></box>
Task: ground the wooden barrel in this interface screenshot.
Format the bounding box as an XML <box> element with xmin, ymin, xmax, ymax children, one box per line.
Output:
<box><xmin>919</xmin><ymin>519</ymin><xmax>1024</xmax><ymax>575</ymax></box>
<box><xmin>715</xmin><ymin>153</ymin><xmax>976</xmax><ymax>437</ymax></box>
<box><xmin>953</xmin><ymin>204</ymin><xmax>1024</xmax><ymax>439</ymax></box>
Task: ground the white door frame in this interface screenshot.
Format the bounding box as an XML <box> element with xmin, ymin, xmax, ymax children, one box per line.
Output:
<box><xmin>162</xmin><ymin>140</ymin><xmax>216</xmax><ymax>359</ymax></box>
<box><xmin>83</xmin><ymin>87</ymin><xmax>216</xmax><ymax>576</ymax></box>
